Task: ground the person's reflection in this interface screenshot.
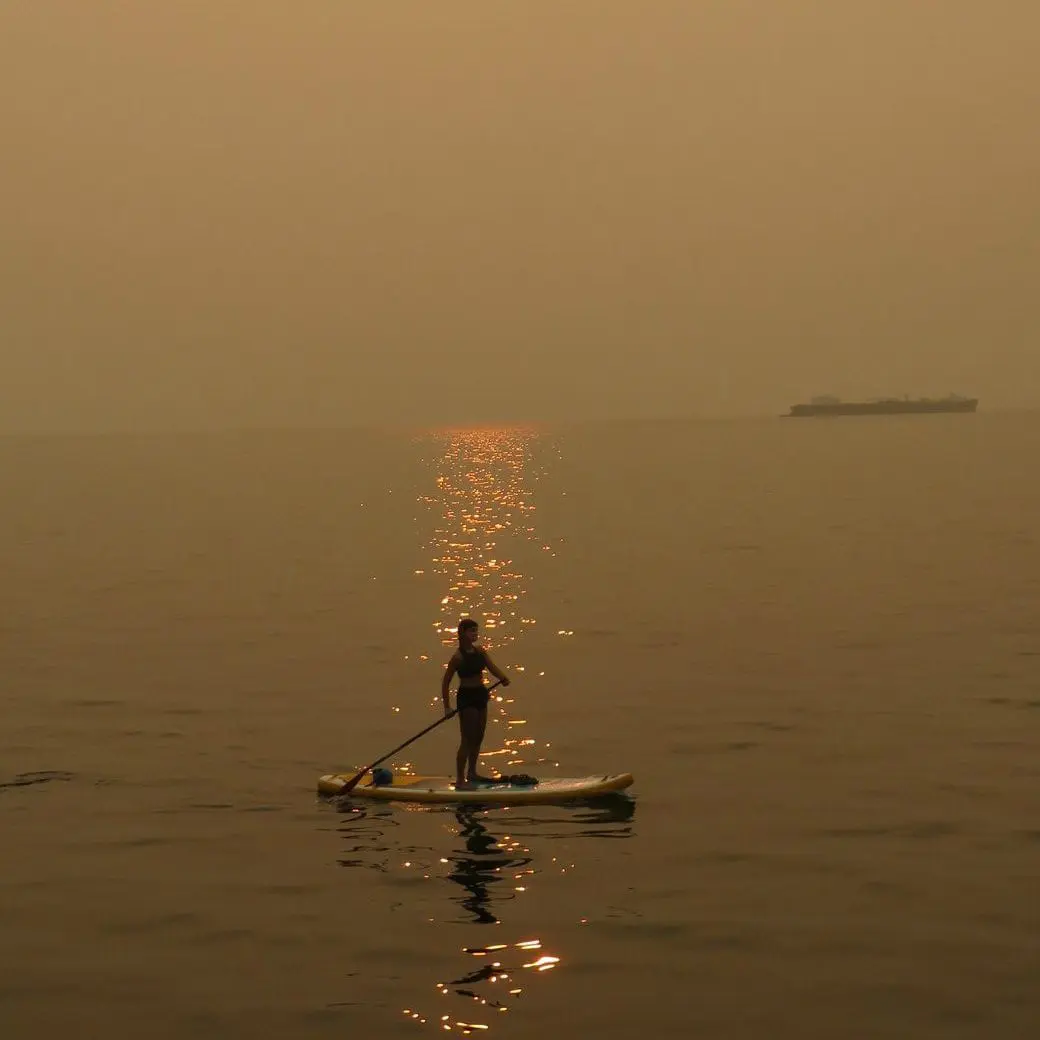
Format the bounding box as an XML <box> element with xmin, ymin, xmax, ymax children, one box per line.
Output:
<box><xmin>330</xmin><ymin>796</ymin><xmax>639</xmax><ymax>1033</ymax></box>
<box><xmin>445</xmin><ymin>806</ymin><xmax>532</xmax><ymax>925</ymax></box>
<box><xmin>443</xmin><ymin>797</ymin><xmax>636</xmax><ymax>925</ymax></box>
<box><xmin>436</xmin><ymin>797</ymin><xmax>637</xmax><ymax>1026</ymax></box>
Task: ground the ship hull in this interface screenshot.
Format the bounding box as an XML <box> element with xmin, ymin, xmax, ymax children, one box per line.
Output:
<box><xmin>785</xmin><ymin>398</ymin><xmax>978</xmax><ymax>417</ymax></box>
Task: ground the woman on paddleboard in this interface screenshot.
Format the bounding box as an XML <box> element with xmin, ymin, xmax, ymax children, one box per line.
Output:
<box><xmin>441</xmin><ymin>618</ymin><xmax>511</xmax><ymax>789</ymax></box>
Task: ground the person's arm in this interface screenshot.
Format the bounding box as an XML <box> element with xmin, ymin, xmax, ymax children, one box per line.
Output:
<box><xmin>482</xmin><ymin>651</ymin><xmax>511</xmax><ymax>686</ymax></box>
<box><xmin>441</xmin><ymin>654</ymin><xmax>459</xmax><ymax>714</ymax></box>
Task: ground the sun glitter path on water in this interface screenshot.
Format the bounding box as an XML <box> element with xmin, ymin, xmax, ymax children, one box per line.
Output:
<box><xmin>409</xmin><ymin>425</ymin><xmax>561</xmax><ymax>774</ymax></box>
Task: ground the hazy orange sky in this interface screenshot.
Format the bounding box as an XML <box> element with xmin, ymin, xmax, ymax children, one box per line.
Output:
<box><xmin>3</xmin><ymin>2</ymin><xmax>1037</xmax><ymax>431</ymax></box>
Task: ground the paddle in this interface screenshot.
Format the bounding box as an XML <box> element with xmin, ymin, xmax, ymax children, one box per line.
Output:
<box><xmin>339</xmin><ymin>680</ymin><xmax>504</xmax><ymax>795</ymax></box>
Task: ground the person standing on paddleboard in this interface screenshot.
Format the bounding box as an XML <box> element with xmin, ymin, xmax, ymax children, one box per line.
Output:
<box><xmin>441</xmin><ymin>618</ymin><xmax>511</xmax><ymax>789</ymax></box>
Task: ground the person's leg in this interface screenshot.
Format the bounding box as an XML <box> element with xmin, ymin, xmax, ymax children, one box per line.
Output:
<box><xmin>456</xmin><ymin>707</ymin><xmax>484</xmax><ymax>787</ymax></box>
<box><xmin>455</xmin><ymin>718</ymin><xmax>469</xmax><ymax>787</ymax></box>
<box><xmin>456</xmin><ymin>708</ymin><xmax>488</xmax><ymax>785</ymax></box>
<box><xmin>465</xmin><ymin>707</ymin><xmax>494</xmax><ymax>781</ymax></box>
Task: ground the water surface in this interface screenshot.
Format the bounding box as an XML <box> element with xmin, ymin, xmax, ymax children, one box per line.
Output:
<box><xmin>2</xmin><ymin>413</ymin><xmax>1038</xmax><ymax>1038</ymax></box>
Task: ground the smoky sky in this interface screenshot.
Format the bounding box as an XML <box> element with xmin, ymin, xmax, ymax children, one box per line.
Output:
<box><xmin>2</xmin><ymin>2</ymin><xmax>1037</xmax><ymax>431</ymax></box>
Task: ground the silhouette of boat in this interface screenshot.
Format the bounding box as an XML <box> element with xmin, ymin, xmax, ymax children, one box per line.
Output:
<box><xmin>784</xmin><ymin>394</ymin><xmax>979</xmax><ymax>417</ymax></box>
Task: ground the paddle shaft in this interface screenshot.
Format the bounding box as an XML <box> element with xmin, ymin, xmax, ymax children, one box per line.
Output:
<box><xmin>341</xmin><ymin>680</ymin><xmax>503</xmax><ymax>794</ymax></box>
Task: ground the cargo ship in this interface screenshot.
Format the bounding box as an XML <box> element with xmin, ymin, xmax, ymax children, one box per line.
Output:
<box><xmin>784</xmin><ymin>394</ymin><xmax>979</xmax><ymax>418</ymax></box>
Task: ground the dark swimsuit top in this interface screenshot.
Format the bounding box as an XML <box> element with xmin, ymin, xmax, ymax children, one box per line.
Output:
<box><xmin>456</xmin><ymin>647</ymin><xmax>487</xmax><ymax>680</ymax></box>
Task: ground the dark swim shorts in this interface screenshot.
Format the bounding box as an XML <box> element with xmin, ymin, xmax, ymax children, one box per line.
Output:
<box><xmin>456</xmin><ymin>685</ymin><xmax>490</xmax><ymax>712</ymax></box>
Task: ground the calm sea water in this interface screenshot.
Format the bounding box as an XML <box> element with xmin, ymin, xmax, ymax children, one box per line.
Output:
<box><xmin>2</xmin><ymin>413</ymin><xmax>1038</xmax><ymax>1039</ymax></box>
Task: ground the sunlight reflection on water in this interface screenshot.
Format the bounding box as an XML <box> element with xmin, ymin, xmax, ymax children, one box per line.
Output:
<box><xmin>335</xmin><ymin>426</ymin><xmax>636</xmax><ymax>1034</ymax></box>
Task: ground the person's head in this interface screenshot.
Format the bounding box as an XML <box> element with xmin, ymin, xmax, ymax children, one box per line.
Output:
<box><xmin>457</xmin><ymin>618</ymin><xmax>479</xmax><ymax>649</ymax></box>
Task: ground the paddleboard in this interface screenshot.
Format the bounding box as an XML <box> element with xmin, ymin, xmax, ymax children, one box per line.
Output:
<box><xmin>317</xmin><ymin>772</ymin><xmax>634</xmax><ymax>804</ymax></box>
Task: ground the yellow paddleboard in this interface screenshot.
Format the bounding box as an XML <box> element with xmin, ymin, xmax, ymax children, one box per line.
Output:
<box><xmin>318</xmin><ymin>772</ymin><xmax>634</xmax><ymax>804</ymax></box>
